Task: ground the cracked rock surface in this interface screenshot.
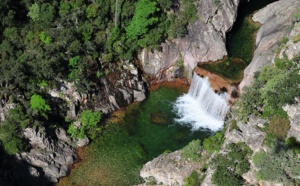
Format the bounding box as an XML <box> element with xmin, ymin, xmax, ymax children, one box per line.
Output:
<box><xmin>139</xmin><ymin>0</ymin><xmax>240</xmax><ymax>82</ymax></box>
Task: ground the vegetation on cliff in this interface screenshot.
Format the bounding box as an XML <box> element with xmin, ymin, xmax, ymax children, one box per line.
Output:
<box><xmin>0</xmin><ymin>0</ymin><xmax>197</xmax><ymax>155</ymax></box>
<box><xmin>232</xmin><ymin>55</ymin><xmax>300</xmax><ymax>184</ymax></box>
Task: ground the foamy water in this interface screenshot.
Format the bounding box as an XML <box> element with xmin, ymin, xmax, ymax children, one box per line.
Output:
<box><xmin>173</xmin><ymin>75</ymin><xmax>229</xmax><ymax>131</ymax></box>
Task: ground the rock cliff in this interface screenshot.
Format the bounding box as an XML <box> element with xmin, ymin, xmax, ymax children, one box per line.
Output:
<box><xmin>139</xmin><ymin>0</ymin><xmax>240</xmax><ymax>83</ymax></box>
<box><xmin>50</xmin><ymin>61</ymin><xmax>147</xmax><ymax>116</ymax></box>
<box><xmin>0</xmin><ymin>61</ymin><xmax>147</xmax><ymax>184</ymax></box>
<box><xmin>239</xmin><ymin>0</ymin><xmax>300</xmax><ymax>90</ymax></box>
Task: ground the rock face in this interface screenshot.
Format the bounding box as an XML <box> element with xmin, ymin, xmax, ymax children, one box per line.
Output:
<box><xmin>239</xmin><ymin>0</ymin><xmax>300</xmax><ymax>90</ymax></box>
<box><xmin>50</xmin><ymin>61</ymin><xmax>147</xmax><ymax>115</ymax></box>
<box><xmin>284</xmin><ymin>98</ymin><xmax>300</xmax><ymax>141</ymax></box>
<box><xmin>92</xmin><ymin>62</ymin><xmax>147</xmax><ymax>114</ymax></box>
<box><xmin>137</xmin><ymin>150</ymin><xmax>202</xmax><ymax>186</ymax></box>
<box><xmin>17</xmin><ymin>61</ymin><xmax>147</xmax><ymax>184</ymax></box>
<box><xmin>235</xmin><ymin>116</ymin><xmax>266</xmax><ymax>152</ymax></box>
<box><xmin>139</xmin><ymin>0</ymin><xmax>240</xmax><ymax>82</ymax></box>
<box><xmin>17</xmin><ymin>127</ymin><xmax>76</xmax><ymax>183</ymax></box>
<box><xmin>194</xmin><ymin>66</ymin><xmax>232</xmax><ymax>91</ymax></box>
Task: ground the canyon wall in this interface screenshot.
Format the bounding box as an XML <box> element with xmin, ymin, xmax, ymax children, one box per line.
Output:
<box><xmin>139</xmin><ymin>0</ymin><xmax>240</xmax><ymax>83</ymax></box>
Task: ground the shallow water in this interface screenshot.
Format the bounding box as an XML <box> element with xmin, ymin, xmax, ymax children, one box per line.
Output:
<box><xmin>57</xmin><ymin>86</ymin><xmax>211</xmax><ymax>186</ymax></box>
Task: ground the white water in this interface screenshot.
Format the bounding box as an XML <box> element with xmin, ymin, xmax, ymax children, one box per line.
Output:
<box><xmin>174</xmin><ymin>75</ymin><xmax>229</xmax><ymax>131</ymax></box>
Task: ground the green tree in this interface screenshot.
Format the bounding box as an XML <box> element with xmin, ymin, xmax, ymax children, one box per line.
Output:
<box><xmin>30</xmin><ymin>94</ymin><xmax>51</xmax><ymax>113</ymax></box>
<box><xmin>27</xmin><ymin>3</ymin><xmax>40</xmax><ymax>22</ymax></box>
<box><xmin>68</xmin><ymin>110</ymin><xmax>102</xmax><ymax>139</ymax></box>
<box><xmin>253</xmin><ymin>145</ymin><xmax>300</xmax><ymax>183</ymax></box>
<box><xmin>126</xmin><ymin>0</ymin><xmax>160</xmax><ymax>40</ymax></box>
<box><xmin>212</xmin><ymin>143</ymin><xmax>252</xmax><ymax>186</ymax></box>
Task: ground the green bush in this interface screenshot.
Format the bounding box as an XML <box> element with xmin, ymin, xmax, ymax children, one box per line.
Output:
<box><xmin>264</xmin><ymin>133</ymin><xmax>277</xmax><ymax>147</ymax></box>
<box><xmin>68</xmin><ymin>110</ymin><xmax>102</xmax><ymax>139</ymax></box>
<box><xmin>0</xmin><ymin>123</ymin><xmax>23</xmax><ymax>154</ymax></box>
<box><xmin>211</xmin><ymin>142</ymin><xmax>252</xmax><ymax>186</ymax></box>
<box><xmin>30</xmin><ymin>94</ymin><xmax>51</xmax><ymax>113</ymax></box>
<box><xmin>253</xmin><ymin>145</ymin><xmax>300</xmax><ymax>183</ymax></box>
<box><xmin>203</xmin><ymin>131</ymin><xmax>224</xmax><ymax>152</ymax></box>
<box><xmin>229</xmin><ymin>119</ymin><xmax>239</xmax><ymax>132</ymax></box>
<box><xmin>286</xmin><ymin>137</ymin><xmax>300</xmax><ymax>154</ymax></box>
<box><xmin>181</xmin><ymin>139</ymin><xmax>202</xmax><ymax>162</ymax></box>
<box><xmin>183</xmin><ymin>171</ymin><xmax>200</xmax><ymax>186</ymax></box>
<box><xmin>234</xmin><ymin>58</ymin><xmax>300</xmax><ymax>122</ymax></box>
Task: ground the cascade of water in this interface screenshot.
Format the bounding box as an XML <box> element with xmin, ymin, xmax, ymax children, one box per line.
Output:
<box><xmin>174</xmin><ymin>75</ymin><xmax>229</xmax><ymax>131</ymax></box>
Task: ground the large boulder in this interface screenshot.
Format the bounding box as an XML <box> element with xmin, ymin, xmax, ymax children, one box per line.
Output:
<box><xmin>239</xmin><ymin>0</ymin><xmax>300</xmax><ymax>90</ymax></box>
<box><xmin>17</xmin><ymin>127</ymin><xmax>76</xmax><ymax>183</ymax></box>
<box><xmin>139</xmin><ymin>0</ymin><xmax>240</xmax><ymax>82</ymax></box>
<box><xmin>137</xmin><ymin>150</ymin><xmax>202</xmax><ymax>186</ymax></box>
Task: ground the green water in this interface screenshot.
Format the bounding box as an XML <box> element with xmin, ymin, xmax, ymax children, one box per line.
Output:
<box><xmin>60</xmin><ymin>87</ymin><xmax>210</xmax><ymax>186</ymax></box>
<box><xmin>122</xmin><ymin>87</ymin><xmax>210</xmax><ymax>160</ymax></box>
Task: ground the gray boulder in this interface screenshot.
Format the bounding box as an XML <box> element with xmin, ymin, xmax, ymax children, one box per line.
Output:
<box><xmin>18</xmin><ymin>127</ymin><xmax>76</xmax><ymax>183</ymax></box>
<box><xmin>137</xmin><ymin>150</ymin><xmax>202</xmax><ymax>186</ymax></box>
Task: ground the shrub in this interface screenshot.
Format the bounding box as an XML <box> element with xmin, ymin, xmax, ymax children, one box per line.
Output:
<box><xmin>229</xmin><ymin>119</ymin><xmax>239</xmax><ymax>132</ymax></box>
<box><xmin>286</xmin><ymin>137</ymin><xmax>300</xmax><ymax>154</ymax></box>
<box><xmin>233</xmin><ymin>58</ymin><xmax>300</xmax><ymax>122</ymax></box>
<box><xmin>203</xmin><ymin>131</ymin><xmax>224</xmax><ymax>152</ymax></box>
<box><xmin>181</xmin><ymin>139</ymin><xmax>202</xmax><ymax>161</ymax></box>
<box><xmin>253</xmin><ymin>145</ymin><xmax>300</xmax><ymax>183</ymax></box>
<box><xmin>68</xmin><ymin>110</ymin><xmax>102</xmax><ymax>139</ymax></box>
<box><xmin>183</xmin><ymin>171</ymin><xmax>200</xmax><ymax>186</ymax></box>
<box><xmin>30</xmin><ymin>94</ymin><xmax>51</xmax><ymax>113</ymax></box>
<box><xmin>253</xmin><ymin>141</ymin><xmax>300</xmax><ymax>185</ymax></box>
<box><xmin>211</xmin><ymin>142</ymin><xmax>252</xmax><ymax>186</ymax></box>
<box><xmin>267</xmin><ymin>116</ymin><xmax>290</xmax><ymax>140</ymax></box>
<box><xmin>264</xmin><ymin>133</ymin><xmax>277</xmax><ymax>147</ymax></box>
<box><xmin>0</xmin><ymin>123</ymin><xmax>23</xmax><ymax>154</ymax></box>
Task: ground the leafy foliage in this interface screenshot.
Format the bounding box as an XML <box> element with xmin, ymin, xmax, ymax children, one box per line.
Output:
<box><xmin>0</xmin><ymin>0</ymin><xmax>198</xmax><ymax>156</ymax></box>
<box><xmin>68</xmin><ymin>110</ymin><xmax>102</xmax><ymax>139</ymax></box>
<box><xmin>183</xmin><ymin>171</ymin><xmax>200</xmax><ymax>186</ymax></box>
<box><xmin>0</xmin><ymin>106</ymin><xmax>29</xmax><ymax>154</ymax></box>
<box><xmin>253</xmin><ymin>143</ymin><xmax>300</xmax><ymax>183</ymax></box>
<box><xmin>203</xmin><ymin>131</ymin><xmax>224</xmax><ymax>152</ymax></box>
<box><xmin>181</xmin><ymin>139</ymin><xmax>202</xmax><ymax>161</ymax></box>
<box><xmin>233</xmin><ymin>57</ymin><xmax>300</xmax><ymax>122</ymax></box>
<box><xmin>211</xmin><ymin>142</ymin><xmax>253</xmax><ymax>186</ymax></box>
<box><xmin>126</xmin><ymin>0</ymin><xmax>159</xmax><ymax>40</ymax></box>
<box><xmin>30</xmin><ymin>94</ymin><xmax>51</xmax><ymax>113</ymax></box>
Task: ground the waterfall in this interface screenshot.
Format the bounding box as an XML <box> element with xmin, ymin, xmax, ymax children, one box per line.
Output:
<box><xmin>174</xmin><ymin>75</ymin><xmax>229</xmax><ymax>131</ymax></box>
